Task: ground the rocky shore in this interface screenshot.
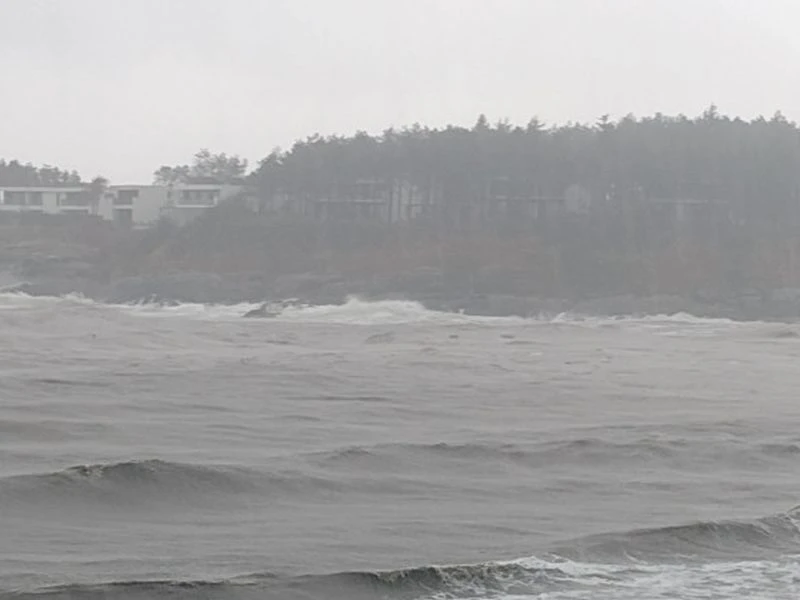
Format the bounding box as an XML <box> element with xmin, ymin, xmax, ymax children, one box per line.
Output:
<box><xmin>4</xmin><ymin>217</ymin><xmax>800</xmax><ymax>322</ymax></box>
<box><xmin>8</xmin><ymin>255</ymin><xmax>800</xmax><ymax>322</ymax></box>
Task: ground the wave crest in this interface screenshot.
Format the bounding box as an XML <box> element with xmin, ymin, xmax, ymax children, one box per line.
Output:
<box><xmin>10</xmin><ymin>508</ymin><xmax>800</xmax><ymax>598</ymax></box>
<box><xmin>7</xmin><ymin>563</ymin><xmax>571</xmax><ymax>600</ymax></box>
<box><xmin>0</xmin><ymin>459</ymin><xmax>259</xmax><ymax>507</ymax></box>
<box><xmin>312</xmin><ymin>438</ymin><xmax>688</xmax><ymax>469</ymax></box>
<box><xmin>556</xmin><ymin>510</ymin><xmax>800</xmax><ymax>562</ymax></box>
<box><xmin>0</xmin><ymin>290</ymin><xmax>772</xmax><ymax>329</ymax></box>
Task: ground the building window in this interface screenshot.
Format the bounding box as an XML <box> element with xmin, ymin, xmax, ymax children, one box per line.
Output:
<box><xmin>114</xmin><ymin>189</ymin><xmax>138</xmax><ymax>206</ymax></box>
<box><xmin>28</xmin><ymin>192</ymin><xmax>43</xmax><ymax>206</ymax></box>
<box><xmin>4</xmin><ymin>191</ymin><xmax>26</xmax><ymax>205</ymax></box>
<box><xmin>178</xmin><ymin>189</ymin><xmax>218</xmax><ymax>206</ymax></box>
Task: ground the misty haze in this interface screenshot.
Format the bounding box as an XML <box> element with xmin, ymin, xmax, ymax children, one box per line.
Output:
<box><xmin>3</xmin><ymin>1</ymin><xmax>800</xmax><ymax>599</ymax></box>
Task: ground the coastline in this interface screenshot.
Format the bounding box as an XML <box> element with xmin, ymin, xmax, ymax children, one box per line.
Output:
<box><xmin>8</xmin><ymin>267</ymin><xmax>800</xmax><ymax>323</ymax></box>
<box><xmin>5</xmin><ymin>218</ymin><xmax>800</xmax><ymax>322</ymax></box>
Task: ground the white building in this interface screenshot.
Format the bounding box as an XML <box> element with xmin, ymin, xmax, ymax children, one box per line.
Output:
<box><xmin>99</xmin><ymin>185</ymin><xmax>170</xmax><ymax>227</ymax></box>
<box><xmin>0</xmin><ymin>187</ymin><xmax>94</xmax><ymax>216</ymax></box>
<box><xmin>0</xmin><ymin>183</ymin><xmax>247</xmax><ymax>227</ymax></box>
<box><xmin>161</xmin><ymin>184</ymin><xmax>243</xmax><ymax>226</ymax></box>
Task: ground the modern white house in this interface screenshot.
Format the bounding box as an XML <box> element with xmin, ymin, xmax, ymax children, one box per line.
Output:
<box><xmin>160</xmin><ymin>184</ymin><xmax>243</xmax><ymax>226</ymax></box>
<box><xmin>0</xmin><ymin>183</ymin><xmax>246</xmax><ymax>227</ymax></box>
<box><xmin>0</xmin><ymin>187</ymin><xmax>94</xmax><ymax>216</ymax></box>
<box><xmin>99</xmin><ymin>185</ymin><xmax>171</xmax><ymax>227</ymax></box>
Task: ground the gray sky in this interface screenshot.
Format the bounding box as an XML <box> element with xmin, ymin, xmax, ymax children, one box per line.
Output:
<box><xmin>1</xmin><ymin>0</ymin><xmax>799</xmax><ymax>183</ymax></box>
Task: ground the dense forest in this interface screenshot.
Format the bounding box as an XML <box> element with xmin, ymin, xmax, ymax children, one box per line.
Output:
<box><xmin>7</xmin><ymin>107</ymin><xmax>800</xmax><ymax>231</ymax></box>
<box><xmin>242</xmin><ymin>108</ymin><xmax>800</xmax><ymax>297</ymax></box>
<box><xmin>248</xmin><ymin>107</ymin><xmax>800</xmax><ymax>229</ymax></box>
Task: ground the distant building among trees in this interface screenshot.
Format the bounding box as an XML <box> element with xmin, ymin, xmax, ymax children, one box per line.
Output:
<box><xmin>3</xmin><ymin>108</ymin><xmax>800</xmax><ymax>237</ymax></box>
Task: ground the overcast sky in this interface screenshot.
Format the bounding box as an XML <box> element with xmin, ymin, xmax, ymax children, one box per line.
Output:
<box><xmin>1</xmin><ymin>0</ymin><xmax>799</xmax><ymax>182</ymax></box>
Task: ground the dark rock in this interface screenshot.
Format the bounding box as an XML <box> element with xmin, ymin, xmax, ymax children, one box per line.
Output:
<box><xmin>365</xmin><ymin>332</ymin><xmax>396</xmax><ymax>344</ymax></box>
<box><xmin>242</xmin><ymin>301</ymin><xmax>287</xmax><ymax>318</ymax></box>
<box><xmin>243</xmin><ymin>304</ymin><xmax>278</xmax><ymax>318</ymax></box>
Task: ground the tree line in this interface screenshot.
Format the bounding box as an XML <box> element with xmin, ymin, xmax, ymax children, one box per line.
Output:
<box><xmin>0</xmin><ymin>160</ymin><xmax>82</xmax><ymax>187</ymax></box>
<box><xmin>153</xmin><ymin>149</ymin><xmax>248</xmax><ymax>185</ymax></box>
<box><xmin>247</xmin><ymin>107</ymin><xmax>800</xmax><ymax>228</ymax></box>
<box><xmin>6</xmin><ymin>107</ymin><xmax>800</xmax><ymax>230</ymax></box>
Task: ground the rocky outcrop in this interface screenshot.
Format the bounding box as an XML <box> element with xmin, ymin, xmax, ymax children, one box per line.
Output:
<box><xmin>10</xmin><ymin>255</ymin><xmax>800</xmax><ymax>322</ymax></box>
<box><xmin>242</xmin><ymin>300</ymin><xmax>299</xmax><ymax>318</ymax></box>
<box><xmin>243</xmin><ymin>304</ymin><xmax>279</xmax><ymax>318</ymax></box>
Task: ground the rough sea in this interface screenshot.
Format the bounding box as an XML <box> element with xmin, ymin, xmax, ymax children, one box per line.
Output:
<box><xmin>3</xmin><ymin>294</ymin><xmax>800</xmax><ymax>599</ymax></box>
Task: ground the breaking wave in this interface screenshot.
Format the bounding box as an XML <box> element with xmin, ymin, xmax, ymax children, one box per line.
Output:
<box><xmin>275</xmin><ymin>297</ymin><xmax>504</xmax><ymax>325</ymax></box>
<box><xmin>0</xmin><ymin>292</ymin><xmax>492</xmax><ymax>325</ymax></box>
<box><xmin>9</xmin><ymin>508</ymin><xmax>800</xmax><ymax>599</ymax></box>
<box><xmin>0</xmin><ymin>291</ymin><xmax>769</xmax><ymax>329</ymax></box>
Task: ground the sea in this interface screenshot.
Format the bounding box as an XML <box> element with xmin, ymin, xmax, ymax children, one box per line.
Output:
<box><xmin>3</xmin><ymin>294</ymin><xmax>800</xmax><ymax>599</ymax></box>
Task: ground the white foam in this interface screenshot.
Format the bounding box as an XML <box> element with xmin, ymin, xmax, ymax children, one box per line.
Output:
<box><xmin>0</xmin><ymin>291</ymin><xmax>769</xmax><ymax>334</ymax></box>
<box><xmin>120</xmin><ymin>300</ymin><xmax>263</xmax><ymax>320</ymax></box>
<box><xmin>432</xmin><ymin>556</ymin><xmax>800</xmax><ymax>599</ymax></box>
<box><xmin>113</xmin><ymin>296</ymin><xmax>526</xmax><ymax>326</ymax></box>
<box><xmin>275</xmin><ymin>297</ymin><xmax>509</xmax><ymax>325</ymax></box>
<box><xmin>270</xmin><ymin>298</ymin><xmax>750</xmax><ymax>329</ymax></box>
<box><xmin>113</xmin><ymin>297</ymin><xmax>467</xmax><ymax>325</ymax></box>
<box><xmin>0</xmin><ymin>291</ymin><xmax>98</xmax><ymax>310</ymax></box>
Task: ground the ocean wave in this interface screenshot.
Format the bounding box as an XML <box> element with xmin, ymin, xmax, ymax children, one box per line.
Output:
<box><xmin>254</xmin><ymin>299</ymin><xmax>758</xmax><ymax>329</ymax></box>
<box><xmin>0</xmin><ymin>458</ymin><xmax>424</xmax><ymax>510</ymax></box>
<box><xmin>309</xmin><ymin>438</ymin><xmax>700</xmax><ymax>470</ymax></box>
<box><xmin>12</xmin><ymin>509</ymin><xmax>800</xmax><ymax>600</ymax></box>
<box><xmin>315</xmin><ymin>442</ymin><xmax>528</xmax><ymax>463</ymax></box>
<box><xmin>302</xmin><ymin>437</ymin><xmax>800</xmax><ymax>487</ymax></box>
<box><xmin>0</xmin><ymin>459</ymin><xmax>267</xmax><ymax>507</ymax></box>
<box><xmin>553</xmin><ymin>509</ymin><xmax>800</xmax><ymax>563</ymax></box>
<box><xmin>0</xmin><ymin>291</ymin><xmax>96</xmax><ymax>307</ymax></box>
<box><xmin>0</xmin><ymin>291</ymin><xmax>764</xmax><ymax>329</ymax></box>
<box><xmin>3</xmin><ymin>579</ymin><xmax>258</xmax><ymax>600</ymax></box>
<box><xmin>1</xmin><ymin>562</ymin><xmax>581</xmax><ymax>600</ymax></box>
<box><xmin>274</xmin><ymin>297</ymin><xmax>507</xmax><ymax>325</ymax></box>
<box><xmin>0</xmin><ymin>291</ymin><xmax>262</xmax><ymax>321</ymax></box>
<box><xmin>0</xmin><ymin>292</ymin><xmax>484</xmax><ymax>325</ymax></box>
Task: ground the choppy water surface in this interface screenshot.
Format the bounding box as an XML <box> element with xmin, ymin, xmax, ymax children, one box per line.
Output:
<box><xmin>3</xmin><ymin>295</ymin><xmax>800</xmax><ymax>599</ymax></box>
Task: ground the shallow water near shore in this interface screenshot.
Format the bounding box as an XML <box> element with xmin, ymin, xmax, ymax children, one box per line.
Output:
<box><xmin>3</xmin><ymin>294</ymin><xmax>800</xmax><ymax>599</ymax></box>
